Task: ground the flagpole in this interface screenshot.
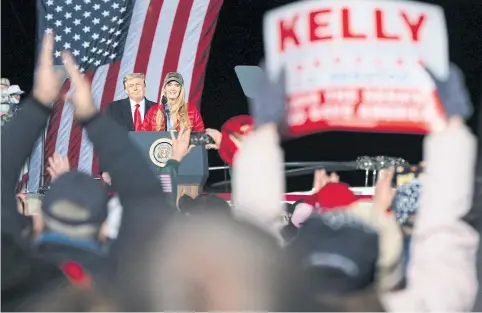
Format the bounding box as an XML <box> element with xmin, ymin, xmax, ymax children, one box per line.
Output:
<box><xmin>38</xmin><ymin>65</ymin><xmax>68</xmax><ymax>194</ymax></box>
<box><xmin>38</xmin><ymin>121</ymin><xmax>48</xmax><ymax>191</ymax></box>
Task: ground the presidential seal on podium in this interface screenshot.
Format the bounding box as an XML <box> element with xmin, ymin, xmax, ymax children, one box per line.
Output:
<box><xmin>149</xmin><ymin>138</ymin><xmax>173</xmax><ymax>167</ymax></box>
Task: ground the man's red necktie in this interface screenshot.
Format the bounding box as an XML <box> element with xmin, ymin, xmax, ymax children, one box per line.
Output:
<box><xmin>134</xmin><ymin>103</ymin><xmax>142</xmax><ymax>131</ymax></box>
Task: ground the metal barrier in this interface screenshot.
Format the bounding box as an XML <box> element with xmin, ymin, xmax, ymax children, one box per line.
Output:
<box><xmin>208</xmin><ymin>156</ymin><xmax>410</xmax><ymax>188</ymax></box>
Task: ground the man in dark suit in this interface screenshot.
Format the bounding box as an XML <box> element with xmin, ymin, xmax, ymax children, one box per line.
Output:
<box><xmin>103</xmin><ymin>73</ymin><xmax>156</xmax><ymax>131</ymax></box>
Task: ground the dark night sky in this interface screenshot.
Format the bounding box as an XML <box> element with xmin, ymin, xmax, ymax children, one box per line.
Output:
<box><xmin>2</xmin><ymin>0</ymin><xmax>482</xmax><ymax>191</ymax></box>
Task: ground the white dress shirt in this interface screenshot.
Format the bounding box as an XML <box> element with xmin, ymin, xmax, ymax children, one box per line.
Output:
<box><xmin>129</xmin><ymin>98</ymin><xmax>145</xmax><ymax>123</ymax></box>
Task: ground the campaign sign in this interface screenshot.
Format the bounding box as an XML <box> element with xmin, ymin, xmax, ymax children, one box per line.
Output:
<box><xmin>263</xmin><ymin>0</ymin><xmax>449</xmax><ymax>135</ymax></box>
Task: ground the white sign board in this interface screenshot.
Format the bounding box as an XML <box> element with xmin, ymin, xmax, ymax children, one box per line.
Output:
<box><xmin>263</xmin><ymin>0</ymin><xmax>448</xmax><ymax>135</ymax></box>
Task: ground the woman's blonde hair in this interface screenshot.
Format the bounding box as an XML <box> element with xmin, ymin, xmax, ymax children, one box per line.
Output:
<box><xmin>155</xmin><ymin>84</ymin><xmax>190</xmax><ymax>131</ymax></box>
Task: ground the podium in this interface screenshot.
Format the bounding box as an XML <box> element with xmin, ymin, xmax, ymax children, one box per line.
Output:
<box><xmin>128</xmin><ymin>131</ymin><xmax>209</xmax><ymax>201</ymax></box>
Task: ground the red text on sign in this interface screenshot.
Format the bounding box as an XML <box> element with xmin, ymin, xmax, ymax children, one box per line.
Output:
<box><xmin>278</xmin><ymin>7</ymin><xmax>427</xmax><ymax>52</ymax></box>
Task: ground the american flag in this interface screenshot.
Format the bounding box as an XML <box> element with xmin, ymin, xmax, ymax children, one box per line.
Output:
<box><xmin>25</xmin><ymin>0</ymin><xmax>223</xmax><ymax>191</ymax></box>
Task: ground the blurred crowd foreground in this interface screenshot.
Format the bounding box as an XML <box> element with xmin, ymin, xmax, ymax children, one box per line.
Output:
<box><xmin>2</xmin><ymin>5</ymin><xmax>482</xmax><ymax>313</ymax></box>
<box><xmin>1</xmin><ymin>78</ymin><xmax>25</xmax><ymax>126</ymax></box>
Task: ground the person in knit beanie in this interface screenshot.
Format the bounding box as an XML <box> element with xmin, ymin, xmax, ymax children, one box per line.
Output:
<box><xmin>287</xmin><ymin>211</ymin><xmax>385</xmax><ymax>311</ymax></box>
<box><xmin>303</xmin><ymin>168</ymin><xmax>405</xmax><ymax>292</ymax></box>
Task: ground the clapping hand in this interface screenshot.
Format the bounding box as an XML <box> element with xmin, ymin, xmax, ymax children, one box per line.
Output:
<box><xmin>33</xmin><ymin>33</ymin><xmax>67</xmax><ymax>106</ymax></box>
<box><xmin>62</xmin><ymin>51</ymin><xmax>97</xmax><ymax>121</ymax></box>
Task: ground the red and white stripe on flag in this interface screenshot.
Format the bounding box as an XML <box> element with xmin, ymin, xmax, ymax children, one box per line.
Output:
<box><xmin>16</xmin><ymin>163</ymin><xmax>29</xmax><ymax>193</ymax></box>
<box><xmin>44</xmin><ymin>0</ymin><xmax>223</xmax><ymax>182</ymax></box>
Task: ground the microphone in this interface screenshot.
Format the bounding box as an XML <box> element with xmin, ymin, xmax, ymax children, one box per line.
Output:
<box><xmin>161</xmin><ymin>95</ymin><xmax>170</xmax><ymax>131</ymax></box>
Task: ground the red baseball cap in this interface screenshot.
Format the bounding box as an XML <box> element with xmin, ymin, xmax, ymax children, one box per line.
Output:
<box><xmin>218</xmin><ymin>115</ymin><xmax>254</xmax><ymax>166</ymax></box>
<box><xmin>307</xmin><ymin>182</ymin><xmax>358</xmax><ymax>211</ymax></box>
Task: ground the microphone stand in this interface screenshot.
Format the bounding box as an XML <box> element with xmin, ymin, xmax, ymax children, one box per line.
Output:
<box><xmin>156</xmin><ymin>96</ymin><xmax>170</xmax><ymax>184</ymax></box>
<box><xmin>162</xmin><ymin>95</ymin><xmax>170</xmax><ymax>131</ymax></box>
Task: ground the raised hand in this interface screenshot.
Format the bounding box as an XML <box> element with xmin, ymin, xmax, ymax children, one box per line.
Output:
<box><xmin>61</xmin><ymin>51</ymin><xmax>97</xmax><ymax>121</ymax></box>
<box><xmin>329</xmin><ymin>172</ymin><xmax>340</xmax><ymax>183</ymax></box>
<box><xmin>373</xmin><ymin>167</ymin><xmax>396</xmax><ymax>211</ymax></box>
<box><xmin>425</xmin><ymin>64</ymin><xmax>472</xmax><ymax>132</ymax></box>
<box><xmin>102</xmin><ymin>172</ymin><xmax>112</xmax><ymax>186</ymax></box>
<box><xmin>33</xmin><ymin>33</ymin><xmax>66</xmax><ymax>106</ymax></box>
<box><xmin>205</xmin><ymin>128</ymin><xmax>221</xmax><ymax>150</ymax></box>
<box><xmin>46</xmin><ymin>153</ymin><xmax>70</xmax><ymax>181</ymax></box>
<box><xmin>428</xmin><ymin>64</ymin><xmax>472</xmax><ymax>119</ymax></box>
<box><xmin>312</xmin><ymin>169</ymin><xmax>340</xmax><ymax>193</ymax></box>
<box><xmin>171</xmin><ymin>128</ymin><xmax>194</xmax><ymax>162</ymax></box>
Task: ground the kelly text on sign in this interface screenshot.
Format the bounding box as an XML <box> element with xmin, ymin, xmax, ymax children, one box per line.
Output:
<box><xmin>278</xmin><ymin>7</ymin><xmax>427</xmax><ymax>52</ymax></box>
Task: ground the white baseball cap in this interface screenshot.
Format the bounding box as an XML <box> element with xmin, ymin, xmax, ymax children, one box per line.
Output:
<box><xmin>7</xmin><ymin>85</ymin><xmax>24</xmax><ymax>95</ymax></box>
<box><xmin>0</xmin><ymin>78</ymin><xmax>10</xmax><ymax>87</ymax></box>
